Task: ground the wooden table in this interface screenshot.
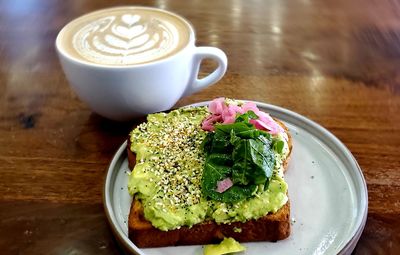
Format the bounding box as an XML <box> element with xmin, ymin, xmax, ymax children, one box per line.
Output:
<box><xmin>0</xmin><ymin>0</ymin><xmax>399</xmax><ymax>254</ymax></box>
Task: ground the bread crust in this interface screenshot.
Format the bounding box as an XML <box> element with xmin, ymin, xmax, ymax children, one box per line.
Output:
<box><xmin>127</xmin><ymin>117</ymin><xmax>292</xmax><ymax>247</ymax></box>
<box><xmin>128</xmin><ymin>198</ymin><xmax>290</xmax><ymax>247</ymax></box>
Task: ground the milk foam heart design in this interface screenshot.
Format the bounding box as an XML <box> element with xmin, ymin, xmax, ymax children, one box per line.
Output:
<box><xmin>114</xmin><ymin>24</ymin><xmax>145</xmax><ymax>40</ymax></box>
<box><xmin>103</xmin><ymin>33</ymin><xmax>153</xmax><ymax>50</ymax></box>
<box><xmin>121</xmin><ymin>14</ymin><xmax>140</xmax><ymax>26</ymax></box>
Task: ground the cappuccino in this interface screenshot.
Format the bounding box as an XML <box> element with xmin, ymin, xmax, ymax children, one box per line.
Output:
<box><xmin>56</xmin><ymin>6</ymin><xmax>227</xmax><ymax>121</ymax></box>
<box><xmin>57</xmin><ymin>7</ymin><xmax>192</xmax><ymax>66</ymax></box>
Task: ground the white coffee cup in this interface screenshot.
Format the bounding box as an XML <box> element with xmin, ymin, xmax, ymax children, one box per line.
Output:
<box><xmin>56</xmin><ymin>6</ymin><xmax>227</xmax><ymax>121</ymax></box>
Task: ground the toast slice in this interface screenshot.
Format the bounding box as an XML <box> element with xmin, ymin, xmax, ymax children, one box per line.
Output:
<box><xmin>128</xmin><ymin>196</ymin><xmax>290</xmax><ymax>247</ymax></box>
<box><xmin>127</xmin><ymin>112</ymin><xmax>292</xmax><ymax>248</ymax></box>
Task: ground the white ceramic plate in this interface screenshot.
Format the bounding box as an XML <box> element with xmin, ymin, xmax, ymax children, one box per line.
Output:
<box><xmin>103</xmin><ymin>101</ymin><xmax>368</xmax><ymax>255</ymax></box>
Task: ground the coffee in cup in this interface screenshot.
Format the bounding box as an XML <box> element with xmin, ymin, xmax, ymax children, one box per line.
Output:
<box><xmin>58</xmin><ymin>7</ymin><xmax>191</xmax><ymax>66</ymax></box>
<box><xmin>56</xmin><ymin>6</ymin><xmax>227</xmax><ymax>121</ymax></box>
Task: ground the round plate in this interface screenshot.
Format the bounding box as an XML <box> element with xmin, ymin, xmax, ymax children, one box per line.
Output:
<box><xmin>103</xmin><ymin>101</ymin><xmax>368</xmax><ymax>255</ymax></box>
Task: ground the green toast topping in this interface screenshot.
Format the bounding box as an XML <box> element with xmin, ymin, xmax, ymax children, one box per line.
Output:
<box><xmin>128</xmin><ymin>104</ymin><xmax>289</xmax><ymax>231</ymax></box>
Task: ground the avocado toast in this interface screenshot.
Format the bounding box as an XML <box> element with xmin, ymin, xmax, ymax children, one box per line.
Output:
<box><xmin>127</xmin><ymin>98</ymin><xmax>292</xmax><ymax>247</ymax></box>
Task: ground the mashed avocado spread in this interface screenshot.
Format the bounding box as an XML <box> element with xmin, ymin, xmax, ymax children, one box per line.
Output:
<box><xmin>128</xmin><ymin>106</ymin><xmax>289</xmax><ymax>231</ymax></box>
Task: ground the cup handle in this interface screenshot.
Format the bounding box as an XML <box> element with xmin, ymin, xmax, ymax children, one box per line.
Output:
<box><xmin>183</xmin><ymin>47</ymin><xmax>228</xmax><ymax>96</ymax></box>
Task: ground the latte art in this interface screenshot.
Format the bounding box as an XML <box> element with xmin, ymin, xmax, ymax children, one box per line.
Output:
<box><xmin>58</xmin><ymin>7</ymin><xmax>191</xmax><ymax>66</ymax></box>
<box><xmin>73</xmin><ymin>14</ymin><xmax>179</xmax><ymax>65</ymax></box>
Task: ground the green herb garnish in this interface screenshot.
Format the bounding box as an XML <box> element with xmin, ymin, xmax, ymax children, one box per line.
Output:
<box><xmin>201</xmin><ymin>111</ymin><xmax>276</xmax><ymax>203</ymax></box>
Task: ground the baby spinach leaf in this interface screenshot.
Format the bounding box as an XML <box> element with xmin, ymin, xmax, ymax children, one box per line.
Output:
<box><xmin>207</xmin><ymin>153</ymin><xmax>233</xmax><ymax>166</ymax></box>
<box><xmin>231</xmin><ymin>137</ymin><xmax>274</xmax><ymax>186</ymax></box>
<box><xmin>235</xmin><ymin>129</ymin><xmax>262</xmax><ymax>139</ymax></box>
<box><xmin>201</xmin><ymin>132</ymin><xmax>214</xmax><ymax>152</ymax></box>
<box><xmin>272</xmin><ymin>139</ymin><xmax>285</xmax><ymax>154</ymax></box>
<box><xmin>201</xmin><ymin>111</ymin><xmax>278</xmax><ymax>203</ymax></box>
<box><xmin>249</xmin><ymin>137</ymin><xmax>274</xmax><ymax>182</ymax></box>
<box><xmin>210</xmin><ymin>131</ymin><xmax>231</xmax><ymax>153</ymax></box>
<box><xmin>235</xmin><ymin>110</ymin><xmax>258</xmax><ymax>123</ymax></box>
<box><xmin>209</xmin><ymin>184</ymin><xmax>257</xmax><ymax>203</ymax></box>
<box><xmin>202</xmin><ymin>161</ymin><xmax>231</xmax><ymax>199</ymax></box>
<box><xmin>231</xmin><ymin>139</ymin><xmax>252</xmax><ymax>185</ymax></box>
<box><xmin>215</xmin><ymin>122</ymin><xmax>252</xmax><ymax>134</ymax></box>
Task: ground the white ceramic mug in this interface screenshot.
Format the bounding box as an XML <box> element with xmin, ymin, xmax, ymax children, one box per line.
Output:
<box><xmin>56</xmin><ymin>7</ymin><xmax>227</xmax><ymax>121</ymax></box>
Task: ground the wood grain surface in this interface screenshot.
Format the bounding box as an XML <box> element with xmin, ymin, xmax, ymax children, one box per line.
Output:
<box><xmin>0</xmin><ymin>0</ymin><xmax>399</xmax><ymax>254</ymax></box>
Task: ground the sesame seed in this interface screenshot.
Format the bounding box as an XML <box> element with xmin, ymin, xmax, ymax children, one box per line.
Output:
<box><xmin>130</xmin><ymin>107</ymin><xmax>209</xmax><ymax>213</ymax></box>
